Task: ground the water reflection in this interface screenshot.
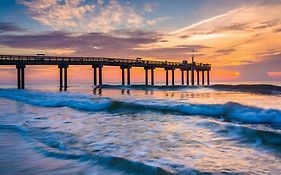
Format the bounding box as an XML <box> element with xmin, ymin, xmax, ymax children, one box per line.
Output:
<box><xmin>121</xmin><ymin>89</ymin><xmax>130</xmax><ymax>95</ymax></box>
<box><xmin>93</xmin><ymin>87</ymin><xmax>102</xmax><ymax>96</ymax></box>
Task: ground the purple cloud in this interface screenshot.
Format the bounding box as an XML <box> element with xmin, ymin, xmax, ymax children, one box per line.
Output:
<box><xmin>0</xmin><ymin>30</ymin><xmax>208</xmax><ymax>59</ymax></box>
<box><xmin>0</xmin><ymin>22</ymin><xmax>26</xmax><ymax>33</ymax></box>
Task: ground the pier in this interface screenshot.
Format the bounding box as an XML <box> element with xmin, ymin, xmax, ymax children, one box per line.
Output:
<box><xmin>0</xmin><ymin>55</ymin><xmax>211</xmax><ymax>90</ymax></box>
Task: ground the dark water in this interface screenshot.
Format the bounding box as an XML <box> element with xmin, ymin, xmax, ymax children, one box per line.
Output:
<box><xmin>0</xmin><ymin>83</ymin><xmax>281</xmax><ymax>174</ymax></box>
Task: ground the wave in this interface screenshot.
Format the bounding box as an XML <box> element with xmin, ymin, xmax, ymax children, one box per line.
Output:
<box><xmin>111</xmin><ymin>100</ymin><xmax>281</xmax><ymax>125</ymax></box>
<box><xmin>97</xmin><ymin>84</ymin><xmax>281</xmax><ymax>95</ymax></box>
<box><xmin>0</xmin><ymin>124</ymin><xmax>217</xmax><ymax>174</ymax></box>
<box><xmin>0</xmin><ymin>89</ymin><xmax>112</xmax><ymax>112</ymax></box>
<box><xmin>1</xmin><ymin>89</ymin><xmax>281</xmax><ymax>125</ymax></box>
<box><xmin>0</xmin><ymin>124</ymin><xmax>175</xmax><ymax>175</ymax></box>
<box><xmin>0</xmin><ymin>123</ymin><xmax>278</xmax><ymax>174</ymax></box>
<box><xmin>210</xmin><ymin>84</ymin><xmax>281</xmax><ymax>95</ymax></box>
<box><xmin>198</xmin><ymin>121</ymin><xmax>281</xmax><ymax>149</ymax></box>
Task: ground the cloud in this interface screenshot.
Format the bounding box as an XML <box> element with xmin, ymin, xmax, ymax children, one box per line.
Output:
<box><xmin>0</xmin><ymin>29</ymin><xmax>210</xmax><ymax>60</ymax></box>
<box><xmin>0</xmin><ymin>30</ymin><xmax>154</xmax><ymax>57</ymax></box>
<box><xmin>136</xmin><ymin>45</ymin><xmax>207</xmax><ymax>59</ymax></box>
<box><xmin>215</xmin><ymin>48</ymin><xmax>236</xmax><ymax>55</ymax></box>
<box><xmin>19</xmin><ymin>0</ymin><xmax>96</xmax><ymax>29</ymax></box>
<box><xmin>145</xmin><ymin>4</ymin><xmax>281</xmax><ymax>67</ymax></box>
<box><xmin>143</xmin><ymin>3</ymin><xmax>159</xmax><ymax>12</ymax></box>
<box><xmin>267</xmin><ymin>72</ymin><xmax>281</xmax><ymax>77</ymax></box>
<box><xmin>146</xmin><ymin>17</ymin><xmax>170</xmax><ymax>25</ymax></box>
<box><xmin>274</xmin><ymin>28</ymin><xmax>281</xmax><ymax>33</ymax></box>
<box><xmin>218</xmin><ymin>53</ymin><xmax>281</xmax><ymax>81</ymax></box>
<box><xmin>0</xmin><ymin>22</ymin><xmax>26</xmax><ymax>33</ymax></box>
<box><xmin>18</xmin><ymin>0</ymin><xmax>163</xmax><ymax>33</ymax></box>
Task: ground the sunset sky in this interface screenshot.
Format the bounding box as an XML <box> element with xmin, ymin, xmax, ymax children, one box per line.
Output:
<box><xmin>0</xmin><ymin>0</ymin><xmax>281</xmax><ymax>83</ymax></box>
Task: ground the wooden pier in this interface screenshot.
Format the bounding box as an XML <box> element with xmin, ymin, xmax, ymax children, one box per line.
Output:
<box><xmin>0</xmin><ymin>55</ymin><xmax>211</xmax><ymax>90</ymax></box>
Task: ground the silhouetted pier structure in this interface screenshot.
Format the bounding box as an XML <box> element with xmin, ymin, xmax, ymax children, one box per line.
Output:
<box><xmin>0</xmin><ymin>55</ymin><xmax>211</xmax><ymax>90</ymax></box>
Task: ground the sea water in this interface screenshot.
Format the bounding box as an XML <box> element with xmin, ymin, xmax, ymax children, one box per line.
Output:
<box><xmin>0</xmin><ymin>83</ymin><xmax>281</xmax><ymax>174</ymax></box>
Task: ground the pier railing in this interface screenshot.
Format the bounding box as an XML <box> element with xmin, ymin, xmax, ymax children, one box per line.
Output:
<box><xmin>0</xmin><ymin>55</ymin><xmax>211</xmax><ymax>69</ymax></box>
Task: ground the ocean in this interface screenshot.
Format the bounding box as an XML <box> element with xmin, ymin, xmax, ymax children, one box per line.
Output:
<box><xmin>0</xmin><ymin>82</ymin><xmax>281</xmax><ymax>175</ymax></box>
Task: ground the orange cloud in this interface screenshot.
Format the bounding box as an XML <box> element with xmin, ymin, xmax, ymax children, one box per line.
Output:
<box><xmin>267</xmin><ymin>72</ymin><xmax>281</xmax><ymax>77</ymax></box>
<box><xmin>142</xmin><ymin>4</ymin><xmax>281</xmax><ymax>68</ymax></box>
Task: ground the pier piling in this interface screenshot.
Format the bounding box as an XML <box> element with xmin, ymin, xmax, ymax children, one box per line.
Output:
<box><xmin>197</xmin><ymin>70</ymin><xmax>200</xmax><ymax>86</ymax></box>
<box><xmin>202</xmin><ymin>70</ymin><xmax>205</xmax><ymax>85</ymax></box>
<box><xmin>93</xmin><ymin>67</ymin><xmax>97</xmax><ymax>85</ymax></box>
<box><xmin>151</xmin><ymin>68</ymin><xmax>154</xmax><ymax>86</ymax></box>
<box><xmin>16</xmin><ymin>64</ymin><xmax>25</xmax><ymax>89</ymax></box>
<box><xmin>127</xmin><ymin>67</ymin><xmax>130</xmax><ymax>85</ymax></box>
<box><xmin>181</xmin><ymin>70</ymin><xmax>184</xmax><ymax>86</ymax></box>
<box><xmin>121</xmin><ymin>67</ymin><xmax>125</xmax><ymax>85</ymax></box>
<box><xmin>207</xmin><ymin>70</ymin><xmax>210</xmax><ymax>85</ymax></box>
<box><xmin>58</xmin><ymin>64</ymin><xmax>68</xmax><ymax>91</ymax></box>
<box><xmin>99</xmin><ymin>66</ymin><xmax>102</xmax><ymax>85</ymax></box>
<box><xmin>186</xmin><ymin>70</ymin><xmax>189</xmax><ymax>86</ymax></box>
<box><xmin>172</xmin><ymin>69</ymin><xmax>175</xmax><ymax>86</ymax></box>
<box><xmin>165</xmin><ymin>69</ymin><xmax>169</xmax><ymax>86</ymax></box>
<box><xmin>145</xmin><ymin>68</ymin><xmax>149</xmax><ymax>85</ymax></box>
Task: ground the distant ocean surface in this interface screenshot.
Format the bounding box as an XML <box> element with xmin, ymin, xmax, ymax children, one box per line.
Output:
<box><xmin>0</xmin><ymin>82</ymin><xmax>281</xmax><ymax>175</ymax></box>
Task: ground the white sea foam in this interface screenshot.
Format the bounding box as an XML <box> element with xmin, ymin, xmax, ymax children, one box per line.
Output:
<box><xmin>0</xmin><ymin>89</ymin><xmax>111</xmax><ymax>111</ymax></box>
<box><xmin>0</xmin><ymin>89</ymin><xmax>280</xmax><ymax>124</ymax></box>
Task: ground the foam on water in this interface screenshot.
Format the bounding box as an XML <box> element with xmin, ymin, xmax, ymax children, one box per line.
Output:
<box><xmin>210</xmin><ymin>84</ymin><xmax>281</xmax><ymax>95</ymax></box>
<box><xmin>0</xmin><ymin>124</ymin><xmax>175</xmax><ymax>175</ymax></box>
<box><xmin>0</xmin><ymin>89</ymin><xmax>111</xmax><ymax>111</ymax></box>
<box><xmin>1</xmin><ymin>89</ymin><xmax>281</xmax><ymax>125</ymax></box>
<box><xmin>99</xmin><ymin>84</ymin><xmax>281</xmax><ymax>95</ymax></box>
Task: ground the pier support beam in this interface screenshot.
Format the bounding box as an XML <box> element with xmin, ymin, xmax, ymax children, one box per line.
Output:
<box><xmin>172</xmin><ymin>69</ymin><xmax>175</xmax><ymax>86</ymax></box>
<box><xmin>59</xmin><ymin>66</ymin><xmax>63</xmax><ymax>88</ymax></box>
<box><xmin>181</xmin><ymin>69</ymin><xmax>184</xmax><ymax>86</ymax></box>
<box><xmin>197</xmin><ymin>70</ymin><xmax>200</xmax><ymax>86</ymax></box>
<box><xmin>144</xmin><ymin>67</ymin><xmax>154</xmax><ymax>86</ymax></box>
<box><xmin>151</xmin><ymin>68</ymin><xmax>154</xmax><ymax>86</ymax></box>
<box><xmin>186</xmin><ymin>70</ymin><xmax>189</xmax><ymax>86</ymax></box>
<box><xmin>99</xmin><ymin>66</ymin><xmax>102</xmax><ymax>85</ymax></box>
<box><xmin>93</xmin><ymin>67</ymin><xmax>97</xmax><ymax>85</ymax></box>
<box><xmin>127</xmin><ymin>67</ymin><xmax>130</xmax><ymax>85</ymax></box>
<box><xmin>121</xmin><ymin>67</ymin><xmax>125</xmax><ymax>85</ymax></box>
<box><xmin>17</xmin><ymin>66</ymin><xmax>21</xmax><ymax>89</ymax></box>
<box><xmin>202</xmin><ymin>70</ymin><xmax>205</xmax><ymax>85</ymax></box>
<box><xmin>145</xmin><ymin>68</ymin><xmax>149</xmax><ymax>85</ymax></box>
<box><xmin>58</xmin><ymin>64</ymin><xmax>68</xmax><ymax>91</ymax></box>
<box><xmin>16</xmin><ymin>64</ymin><xmax>26</xmax><ymax>89</ymax></box>
<box><xmin>191</xmin><ymin>69</ymin><xmax>194</xmax><ymax>85</ymax></box>
<box><xmin>92</xmin><ymin>65</ymin><xmax>103</xmax><ymax>86</ymax></box>
<box><xmin>207</xmin><ymin>70</ymin><xmax>210</xmax><ymax>85</ymax></box>
<box><xmin>165</xmin><ymin>69</ymin><xmax>169</xmax><ymax>86</ymax></box>
<box><xmin>64</xmin><ymin>66</ymin><xmax>67</xmax><ymax>90</ymax></box>
<box><xmin>120</xmin><ymin>65</ymin><xmax>131</xmax><ymax>85</ymax></box>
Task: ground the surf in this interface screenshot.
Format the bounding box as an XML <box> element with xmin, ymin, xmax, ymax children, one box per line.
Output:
<box><xmin>1</xmin><ymin>89</ymin><xmax>281</xmax><ymax>125</ymax></box>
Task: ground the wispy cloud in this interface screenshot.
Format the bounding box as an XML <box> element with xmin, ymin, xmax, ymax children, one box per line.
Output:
<box><xmin>0</xmin><ymin>28</ymin><xmax>209</xmax><ymax>60</ymax></box>
<box><xmin>145</xmin><ymin>4</ymin><xmax>281</xmax><ymax>66</ymax></box>
<box><xmin>18</xmin><ymin>0</ymin><xmax>163</xmax><ymax>33</ymax></box>
<box><xmin>0</xmin><ymin>22</ymin><xmax>26</xmax><ymax>33</ymax></box>
<box><xmin>143</xmin><ymin>3</ymin><xmax>159</xmax><ymax>13</ymax></box>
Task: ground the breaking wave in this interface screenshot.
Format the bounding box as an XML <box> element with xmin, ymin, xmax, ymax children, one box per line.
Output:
<box><xmin>0</xmin><ymin>89</ymin><xmax>111</xmax><ymax>111</ymax></box>
<box><xmin>210</xmin><ymin>84</ymin><xmax>281</xmax><ymax>95</ymax></box>
<box><xmin>97</xmin><ymin>84</ymin><xmax>281</xmax><ymax>95</ymax></box>
<box><xmin>0</xmin><ymin>89</ymin><xmax>281</xmax><ymax>125</ymax></box>
<box><xmin>0</xmin><ymin>124</ymin><xmax>195</xmax><ymax>175</ymax></box>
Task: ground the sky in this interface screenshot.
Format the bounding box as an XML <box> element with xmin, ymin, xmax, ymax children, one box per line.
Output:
<box><xmin>0</xmin><ymin>0</ymin><xmax>281</xmax><ymax>83</ymax></box>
